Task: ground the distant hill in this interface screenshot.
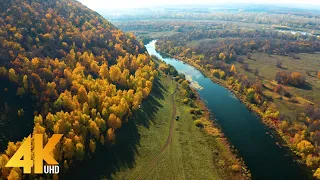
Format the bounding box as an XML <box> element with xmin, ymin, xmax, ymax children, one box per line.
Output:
<box><xmin>0</xmin><ymin>0</ymin><xmax>157</xmax><ymax>179</ymax></box>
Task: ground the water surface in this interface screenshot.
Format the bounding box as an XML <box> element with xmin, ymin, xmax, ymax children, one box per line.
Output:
<box><xmin>146</xmin><ymin>40</ymin><xmax>309</xmax><ymax>180</ymax></box>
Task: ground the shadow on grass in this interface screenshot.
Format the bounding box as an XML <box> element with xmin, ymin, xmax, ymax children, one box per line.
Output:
<box><xmin>61</xmin><ymin>77</ymin><xmax>166</xmax><ymax>180</ymax></box>
<box><xmin>278</xmin><ymin>66</ymin><xmax>288</xmax><ymax>70</ymax></box>
<box><xmin>297</xmin><ymin>82</ymin><xmax>313</xmax><ymax>90</ymax></box>
<box><xmin>137</xmin><ymin>78</ymin><xmax>166</xmax><ymax>128</ymax></box>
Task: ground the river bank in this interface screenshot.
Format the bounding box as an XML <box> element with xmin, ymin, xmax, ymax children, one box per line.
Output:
<box><xmin>155</xmin><ymin>46</ymin><xmax>314</xmax><ymax>179</ymax></box>
<box><xmin>190</xmin><ymin>86</ymin><xmax>251</xmax><ymax>179</ymax></box>
<box><xmin>153</xmin><ymin>56</ymin><xmax>250</xmax><ymax>178</ymax></box>
<box><xmin>146</xmin><ymin>40</ymin><xmax>311</xmax><ymax>179</ymax></box>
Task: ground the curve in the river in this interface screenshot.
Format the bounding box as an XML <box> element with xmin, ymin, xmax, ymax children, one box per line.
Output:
<box><xmin>146</xmin><ymin>40</ymin><xmax>309</xmax><ymax>180</ymax></box>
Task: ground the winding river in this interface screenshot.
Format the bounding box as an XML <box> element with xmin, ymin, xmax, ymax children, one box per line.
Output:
<box><xmin>145</xmin><ymin>40</ymin><xmax>309</xmax><ymax>180</ymax></box>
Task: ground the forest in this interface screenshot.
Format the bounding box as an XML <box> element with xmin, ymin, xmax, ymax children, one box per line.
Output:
<box><xmin>115</xmin><ymin>13</ymin><xmax>320</xmax><ymax>178</ymax></box>
<box><xmin>0</xmin><ymin>0</ymin><xmax>157</xmax><ymax>179</ymax></box>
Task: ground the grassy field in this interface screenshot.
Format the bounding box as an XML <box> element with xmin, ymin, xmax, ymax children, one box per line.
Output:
<box><xmin>109</xmin><ymin>73</ymin><xmax>244</xmax><ymax>180</ymax></box>
<box><xmin>233</xmin><ymin>52</ymin><xmax>320</xmax><ymax>117</ymax></box>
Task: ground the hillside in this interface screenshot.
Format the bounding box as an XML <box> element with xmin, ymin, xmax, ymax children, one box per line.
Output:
<box><xmin>0</xmin><ymin>0</ymin><xmax>156</xmax><ymax>179</ymax></box>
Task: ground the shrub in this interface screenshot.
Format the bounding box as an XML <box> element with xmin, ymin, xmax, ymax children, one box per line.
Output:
<box><xmin>246</xmin><ymin>88</ymin><xmax>255</xmax><ymax>103</ymax></box>
<box><xmin>189</xmin><ymin>109</ymin><xmax>195</xmax><ymax>114</ymax></box>
<box><xmin>183</xmin><ymin>98</ymin><xmax>189</xmax><ymax>104</ymax></box>
<box><xmin>275</xmin><ymin>71</ymin><xmax>306</xmax><ymax>87</ymax></box>
<box><xmin>194</xmin><ymin>119</ymin><xmax>205</xmax><ymax>127</ymax></box>
<box><xmin>231</xmin><ymin>164</ymin><xmax>241</xmax><ymax>172</ymax></box>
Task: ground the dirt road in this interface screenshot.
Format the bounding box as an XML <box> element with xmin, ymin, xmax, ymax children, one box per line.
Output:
<box><xmin>133</xmin><ymin>87</ymin><xmax>177</xmax><ymax>180</ymax></box>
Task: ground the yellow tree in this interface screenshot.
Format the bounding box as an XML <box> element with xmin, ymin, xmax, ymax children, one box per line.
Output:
<box><xmin>77</xmin><ymin>86</ymin><xmax>88</xmax><ymax>103</ymax></box>
<box><xmin>31</xmin><ymin>58</ymin><xmax>40</xmax><ymax>70</ymax></box>
<box><xmin>0</xmin><ymin>154</ymin><xmax>10</xmax><ymax>177</ymax></box>
<box><xmin>230</xmin><ymin>64</ymin><xmax>236</xmax><ymax>74</ymax></box>
<box><xmin>5</xmin><ymin>142</ymin><xmax>18</xmax><ymax>157</ymax></box>
<box><xmin>297</xmin><ymin>140</ymin><xmax>314</xmax><ymax>155</ymax></box>
<box><xmin>0</xmin><ymin>67</ymin><xmax>8</xmax><ymax>77</ymax></box>
<box><xmin>8</xmin><ymin>68</ymin><xmax>19</xmax><ymax>83</ymax></box>
<box><xmin>290</xmin><ymin>72</ymin><xmax>305</xmax><ymax>86</ymax></box>
<box><xmin>63</xmin><ymin>138</ymin><xmax>74</xmax><ymax>159</ymax></box>
<box><xmin>108</xmin><ymin>114</ymin><xmax>122</xmax><ymax>130</ymax></box>
<box><xmin>89</xmin><ymin>120</ymin><xmax>100</xmax><ymax>139</ymax></box>
<box><xmin>45</xmin><ymin>113</ymin><xmax>55</xmax><ymax>131</ymax></box>
<box><xmin>64</xmin><ymin>68</ymin><xmax>73</xmax><ymax>84</ymax></box>
<box><xmin>306</xmin><ymin>154</ymin><xmax>320</xmax><ymax>169</ymax></box>
<box><xmin>95</xmin><ymin>117</ymin><xmax>106</xmax><ymax>132</ymax></box>
<box><xmin>75</xmin><ymin>143</ymin><xmax>85</xmax><ymax>161</ymax></box>
<box><xmin>89</xmin><ymin>140</ymin><xmax>96</xmax><ymax>153</ymax></box>
<box><xmin>109</xmin><ymin>65</ymin><xmax>121</xmax><ymax>83</ymax></box>
<box><xmin>99</xmin><ymin>63</ymin><xmax>109</xmax><ymax>79</ymax></box>
<box><xmin>90</xmin><ymin>61</ymin><xmax>99</xmax><ymax>74</ymax></box>
<box><xmin>107</xmin><ymin>128</ymin><xmax>115</xmax><ymax>141</ymax></box>
<box><xmin>219</xmin><ymin>52</ymin><xmax>226</xmax><ymax>61</ymax></box>
<box><xmin>314</xmin><ymin>168</ymin><xmax>320</xmax><ymax>179</ymax></box>
<box><xmin>7</xmin><ymin>167</ymin><xmax>21</xmax><ymax>180</ymax></box>
<box><xmin>133</xmin><ymin>91</ymin><xmax>143</xmax><ymax>110</ymax></box>
<box><xmin>82</xmin><ymin>102</ymin><xmax>90</xmax><ymax>115</ymax></box>
<box><xmin>87</xmin><ymin>91</ymin><xmax>97</xmax><ymax>109</ymax></box>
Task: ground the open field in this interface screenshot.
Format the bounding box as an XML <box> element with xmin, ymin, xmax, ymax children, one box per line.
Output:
<box><xmin>138</xmin><ymin>31</ymin><xmax>180</xmax><ymax>38</ymax></box>
<box><xmin>233</xmin><ymin>52</ymin><xmax>320</xmax><ymax>117</ymax></box>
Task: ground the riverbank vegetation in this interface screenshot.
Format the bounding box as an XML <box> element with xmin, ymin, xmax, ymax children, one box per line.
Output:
<box><xmin>115</xmin><ymin>14</ymin><xmax>320</xmax><ymax>178</ymax></box>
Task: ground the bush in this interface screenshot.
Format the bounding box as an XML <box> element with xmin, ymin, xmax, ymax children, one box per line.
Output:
<box><xmin>231</xmin><ymin>164</ymin><xmax>241</xmax><ymax>172</ymax></box>
<box><xmin>246</xmin><ymin>88</ymin><xmax>255</xmax><ymax>103</ymax></box>
<box><xmin>183</xmin><ymin>98</ymin><xmax>189</xmax><ymax>104</ymax></box>
<box><xmin>189</xmin><ymin>100</ymin><xmax>196</xmax><ymax>108</ymax></box>
<box><xmin>189</xmin><ymin>109</ymin><xmax>195</xmax><ymax>114</ymax></box>
<box><xmin>194</xmin><ymin>119</ymin><xmax>204</xmax><ymax>127</ymax></box>
<box><xmin>275</xmin><ymin>71</ymin><xmax>306</xmax><ymax>87</ymax></box>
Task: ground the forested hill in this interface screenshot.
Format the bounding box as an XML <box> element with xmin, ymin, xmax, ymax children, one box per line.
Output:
<box><xmin>0</xmin><ymin>0</ymin><xmax>146</xmax><ymax>63</ymax></box>
<box><xmin>0</xmin><ymin>0</ymin><xmax>157</xmax><ymax>179</ymax></box>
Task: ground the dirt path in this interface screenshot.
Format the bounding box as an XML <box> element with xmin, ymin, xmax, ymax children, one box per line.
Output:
<box><xmin>132</xmin><ymin>87</ymin><xmax>177</xmax><ymax>180</ymax></box>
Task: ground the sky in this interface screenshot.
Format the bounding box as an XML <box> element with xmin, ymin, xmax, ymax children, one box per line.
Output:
<box><xmin>77</xmin><ymin>0</ymin><xmax>320</xmax><ymax>10</ymax></box>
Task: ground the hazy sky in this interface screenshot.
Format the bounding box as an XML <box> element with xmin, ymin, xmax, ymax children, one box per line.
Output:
<box><xmin>78</xmin><ymin>0</ymin><xmax>320</xmax><ymax>10</ymax></box>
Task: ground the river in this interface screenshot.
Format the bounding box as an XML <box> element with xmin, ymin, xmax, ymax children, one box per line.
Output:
<box><xmin>145</xmin><ymin>40</ymin><xmax>309</xmax><ymax>180</ymax></box>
